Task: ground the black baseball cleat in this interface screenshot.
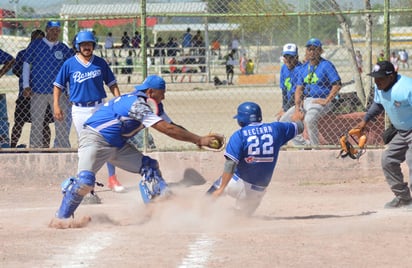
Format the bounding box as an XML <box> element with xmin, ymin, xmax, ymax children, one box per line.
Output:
<box><xmin>384</xmin><ymin>196</ymin><xmax>412</xmax><ymax>209</ymax></box>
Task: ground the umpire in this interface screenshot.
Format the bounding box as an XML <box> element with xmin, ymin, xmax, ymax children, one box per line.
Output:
<box><xmin>355</xmin><ymin>61</ymin><xmax>412</xmax><ymax>208</ymax></box>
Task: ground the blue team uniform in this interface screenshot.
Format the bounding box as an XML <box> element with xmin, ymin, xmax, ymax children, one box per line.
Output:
<box><xmin>225</xmin><ymin>121</ymin><xmax>298</xmax><ymax>187</ymax></box>
<box><xmin>0</xmin><ymin>49</ymin><xmax>13</xmax><ymax>65</ymax></box>
<box><xmin>85</xmin><ymin>92</ymin><xmax>162</xmax><ymax>148</ymax></box>
<box><xmin>23</xmin><ymin>38</ymin><xmax>73</xmax><ymax>93</ymax></box>
<box><xmin>297</xmin><ymin>58</ymin><xmax>341</xmax><ymax>98</ymax></box>
<box><xmin>374</xmin><ymin>74</ymin><xmax>412</xmax><ymax>131</ymax></box>
<box><xmin>54</xmin><ymin>55</ymin><xmax>116</xmax><ymax>103</ymax></box>
<box><xmin>280</xmin><ymin>62</ymin><xmax>302</xmax><ymax>111</ymax></box>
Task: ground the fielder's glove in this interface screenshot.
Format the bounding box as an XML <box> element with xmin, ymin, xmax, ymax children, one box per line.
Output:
<box><xmin>201</xmin><ymin>133</ymin><xmax>226</xmax><ymax>152</ymax></box>
<box><xmin>337</xmin><ymin>128</ymin><xmax>367</xmax><ymax>160</ymax></box>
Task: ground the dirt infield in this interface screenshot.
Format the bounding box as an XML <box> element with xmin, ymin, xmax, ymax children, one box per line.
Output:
<box><xmin>2</xmin><ymin>151</ymin><xmax>412</xmax><ymax>268</ymax></box>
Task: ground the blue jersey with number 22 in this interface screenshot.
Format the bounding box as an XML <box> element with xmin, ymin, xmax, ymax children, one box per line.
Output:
<box><xmin>225</xmin><ymin>121</ymin><xmax>298</xmax><ymax>187</ymax></box>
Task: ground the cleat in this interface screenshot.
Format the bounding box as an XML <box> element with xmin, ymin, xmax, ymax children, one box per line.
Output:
<box><xmin>108</xmin><ymin>175</ymin><xmax>126</xmax><ymax>193</ymax></box>
<box><xmin>81</xmin><ymin>192</ymin><xmax>102</xmax><ymax>204</ymax></box>
<box><xmin>384</xmin><ymin>196</ymin><xmax>412</xmax><ymax>209</ymax></box>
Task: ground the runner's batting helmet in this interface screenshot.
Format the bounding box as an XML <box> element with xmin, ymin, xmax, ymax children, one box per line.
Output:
<box><xmin>75</xmin><ymin>31</ymin><xmax>96</xmax><ymax>50</ymax></box>
<box><xmin>234</xmin><ymin>102</ymin><xmax>262</xmax><ymax>127</ymax></box>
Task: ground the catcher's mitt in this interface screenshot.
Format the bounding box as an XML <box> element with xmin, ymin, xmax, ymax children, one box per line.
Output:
<box><xmin>202</xmin><ymin>133</ymin><xmax>226</xmax><ymax>152</ymax></box>
<box><xmin>337</xmin><ymin>128</ymin><xmax>367</xmax><ymax>160</ymax></box>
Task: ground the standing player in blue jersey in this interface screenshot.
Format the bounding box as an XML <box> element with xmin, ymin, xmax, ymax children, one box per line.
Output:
<box><xmin>11</xmin><ymin>29</ymin><xmax>55</xmax><ymax>149</ymax></box>
<box><xmin>53</xmin><ymin>31</ymin><xmax>124</xmax><ymax>193</ymax></box>
<box><xmin>276</xmin><ymin>43</ymin><xmax>302</xmax><ymax>121</ymax></box>
<box><xmin>23</xmin><ymin>21</ymin><xmax>74</xmax><ymax>148</ymax></box>
<box><xmin>49</xmin><ymin>75</ymin><xmax>224</xmax><ymax>228</ymax></box>
<box><xmin>282</xmin><ymin>38</ymin><xmax>341</xmax><ymax>147</ymax></box>
<box><xmin>207</xmin><ymin>102</ymin><xmax>304</xmax><ymax>216</ymax></box>
<box><xmin>0</xmin><ymin>48</ymin><xmax>14</xmax><ymax>78</ymax></box>
<box><xmin>352</xmin><ymin>61</ymin><xmax>412</xmax><ymax>209</ymax></box>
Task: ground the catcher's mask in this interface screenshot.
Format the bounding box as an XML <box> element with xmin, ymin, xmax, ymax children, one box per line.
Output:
<box><xmin>337</xmin><ymin>128</ymin><xmax>367</xmax><ymax>160</ymax></box>
<box><xmin>234</xmin><ymin>102</ymin><xmax>262</xmax><ymax>127</ymax></box>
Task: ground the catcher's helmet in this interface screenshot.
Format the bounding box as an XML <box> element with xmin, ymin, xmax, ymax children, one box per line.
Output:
<box><xmin>234</xmin><ymin>102</ymin><xmax>262</xmax><ymax>127</ymax></box>
<box><xmin>75</xmin><ymin>31</ymin><xmax>96</xmax><ymax>51</ymax></box>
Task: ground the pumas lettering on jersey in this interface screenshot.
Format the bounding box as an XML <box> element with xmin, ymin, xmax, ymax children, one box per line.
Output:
<box><xmin>242</xmin><ymin>125</ymin><xmax>273</xmax><ymax>136</ymax></box>
<box><xmin>73</xmin><ymin>70</ymin><xmax>102</xmax><ymax>83</ymax></box>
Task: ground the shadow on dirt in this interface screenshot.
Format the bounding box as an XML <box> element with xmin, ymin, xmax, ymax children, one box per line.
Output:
<box><xmin>168</xmin><ymin>168</ymin><xmax>207</xmax><ymax>188</ymax></box>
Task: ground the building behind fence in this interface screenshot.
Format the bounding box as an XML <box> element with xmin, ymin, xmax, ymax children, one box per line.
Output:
<box><xmin>0</xmin><ymin>0</ymin><xmax>411</xmax><ymax>151</ymax></box>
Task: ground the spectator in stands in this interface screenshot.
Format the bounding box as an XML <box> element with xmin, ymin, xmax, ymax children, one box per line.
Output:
<box><xmin>355</xmin><ymin>50</ymin><xmax>363</xmax><ymax>73</ymax></box>
<box><xmin>224</xmin><ymin>50</ymin><xmax>235</xmax><ymax>85</ymax></box>
<box><xmin>153</xmin><ymin>37</ymin><xmax>166</xmax><ymax>65</ymax></box>
<box><xmin>104</xmin><ymin>32</ymin><xmax>116</xmax><ymax>58</ymax></box>
<box><xmin>246</xmin><ymin>59</ymin><xmax>254</xmax><ymax>75</ymax></box>
<box><xmin>168</xmin><ymin>57</ymin><xmax>181</xmax><ymax>83</ymax></box>
<box><xmin>182</xmin><ymin>28</ymin><xmax>192</xmax><ymax>54</ymax></box>
<box><xmin>390</xmin><ymin>51</ymin><xmax>399</xmax><ymax>72</ymax></box>
<box><xmin>276</xmin><ymin>43</ymin><xmax>302</xmax><ymax>121</ymax></box>
<box><xmin>180</xmin><ymin>55</ymin><xmax>197</xmax><ymax>83</ymax></box>
<box><xmin>122</xmin><ymin>50</ymin><xmax>134</xmax><ymax>84</ymax></box>
<box><xmin>239</xmin><ymin>53</ymin><xmax>247</xmax><ymax>74</ymax></box>
<box><xmin>92</xmin><ymin>30</ymin><xmax>103</xmax><ymax>57</ymax></box>
<box><xmin>11</xmin><ymin>29</ymin><xmax>53</xmax><ymax>148</ymax></box>
<box><xmin>398</xmin><ymin>49</ymin><xmax>409</xmax><ymax>69</ymax></box>
<box><xmin>231</xmin><ymin>35</ymin><xmax>240</xmax><ymax>57</ymax></box>
<box><xmin>131</xmin><ymin>31</ymin><xmax>141</xmax><ymax>57</ymax></box>
<box><xmin>119</xmin><ymin>31</ymin><xmax>131</xmax><ymax>57</ymax></box>
<box><xmin>166</xmin><ymin>37</ymin><xmax>180</xmax><ymax>57</ymax></box>
<box><xmin>23</xmin><ymin>21</ymin><xmax>74</xmax><ymax>148</ymax></box>
<box><xmin>377</xmin><ymin>50</ymin><xmax>385</xmax><ymax>62</ymax></box>
<box><xmin>281</xmin><ymin>38</ymin><xmax>341</xmax><ymax>148</ymax></box>
<box><xmin>211</xmin><ymin>38</ymin><xmax>221</xmax><ymax>59</ymax></box>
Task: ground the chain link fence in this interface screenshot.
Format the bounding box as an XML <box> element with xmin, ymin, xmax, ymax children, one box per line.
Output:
<box><xmin>0</xmin><ymin>0</ymin><xmax>411</xmax><ymax>151</ymax></box>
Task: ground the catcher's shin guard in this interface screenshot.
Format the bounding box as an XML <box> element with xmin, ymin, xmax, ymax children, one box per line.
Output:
<box><xmin>56</xmin><ymin>171</ymin><xmax>96</xmax><ymax>219</ymax></box>
<box><xmin>139</xmin><ymin>156</ymin><xmax>170</xmax><ymax>203</ymax></box>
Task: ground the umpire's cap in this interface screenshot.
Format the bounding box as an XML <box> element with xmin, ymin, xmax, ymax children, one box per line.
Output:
<box><xmin>368</xmin><ymin>61</ymin><xmax>395</xmax><ymax>78</ymax></box>
<box><xmin>134</xmin><ymin>75</ymin><xmax>166</xmax><ymax>92</ymax></box>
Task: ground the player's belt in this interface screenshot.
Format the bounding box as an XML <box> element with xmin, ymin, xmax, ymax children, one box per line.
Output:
<box><xmin>72</xmin><ymin>100</ymin><xmax>102</xmax><ymax>107</ymax></box>
<box><xmin>233</xmin><ymin>175</ymin><xmax>266</xmax><ymax>192</ymax></box>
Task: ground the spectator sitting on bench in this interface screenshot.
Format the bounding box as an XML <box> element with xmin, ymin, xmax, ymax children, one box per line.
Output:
<box><xmin>168</xmin><ymin>57</ymin><xmax>181</xmax><ymax>83</ymax></box>
<box><xmin>180</xmin><ymin>55</ymin><xmax>197</xmax><ymax>83</ymax></box>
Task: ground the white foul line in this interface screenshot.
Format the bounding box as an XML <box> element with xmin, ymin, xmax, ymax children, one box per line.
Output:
<box><xmin>178</xmin><ymin>233</ymin><xmax>216</xmax><ymax>268</ymax></box>
<box><xmin>46</xmin><ymin>231</ymin><xmax>113</xmax><ymax>268</ymax></box>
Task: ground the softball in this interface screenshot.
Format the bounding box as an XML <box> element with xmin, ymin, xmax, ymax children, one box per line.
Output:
<box><xmin>210</xmin><ymin>139</ymin><xmax>221</xmax><ymax>149</ymax></box>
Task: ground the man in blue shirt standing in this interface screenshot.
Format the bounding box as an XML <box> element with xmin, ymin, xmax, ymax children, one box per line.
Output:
<box><xmin>23</xmin><ymin>21</ymin><xmax>74</xmax><ymax>148</ymax></box>
<box><xmin>354</xmin><ymin>61</ymin><xmax>412</xmax><ymax>208</ymax></box>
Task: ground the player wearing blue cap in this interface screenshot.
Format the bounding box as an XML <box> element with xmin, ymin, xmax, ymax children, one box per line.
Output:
<box><xmin>22</xmin><ymin>21</ymin><xmax>74</xmax><ymax>148</ymax></box>
<box><xmin>49</xmin><ymin>75</ymin><xmax>224</xmax><ymax>228</ymax></box>
<box><xmin>207</xmin><ymin>102</ymin><xmax>304</xmax><ymax>216</ymax></box>
<box><xmin>276</xmin><ymin>43</ymin><xmax>302</xmax><ymax>121</ymax></box>
<box><xmin>281</xmin><ymin>38</ymin><xmax>342</xmax><ymax>147</ymax></box>
<box><xmin>53</xmin><ymin>30</ymin><xmax>124</xmax><ymax>193</ymax></box>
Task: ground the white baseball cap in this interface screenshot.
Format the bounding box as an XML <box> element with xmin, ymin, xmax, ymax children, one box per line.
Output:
<box><xmin>282</xmin><ymin>43</ymin><xmax>298</xmax><ymax>56</ymax></box>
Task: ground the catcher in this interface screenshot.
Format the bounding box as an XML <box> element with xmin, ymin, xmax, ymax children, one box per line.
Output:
<box><xmin>49</xmin><ymin>75</ymin><xmax>224</xmax><ymax>228</ymax></box>
<box><xmin>206</xmin><ymin>101</ymin><xmax>304</xmax><ymax>216</ymax></box>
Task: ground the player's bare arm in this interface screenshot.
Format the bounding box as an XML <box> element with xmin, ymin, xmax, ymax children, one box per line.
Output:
<box><xmin>314</xmin><ymin>82</ymin><xmax>342</xmax><ymax>106</ymax></box>
<box><xmin>109</xmin><ymin>83</ymin><xmax>121</xmax><ymax>97</ymax></box>
<box><xmin>53</xmin><ymin>85</ymin><xmax>64</xmax><ymax>121</ymax></box>
<box><xmin>152</xmin><ymin>120</ymin><xmax>214</xmax><ymax>147</ymax></box>
<box><xmin>291</xmin><ymin>85</ymin><xmax>304</xmax><ymax>121</ymax></box>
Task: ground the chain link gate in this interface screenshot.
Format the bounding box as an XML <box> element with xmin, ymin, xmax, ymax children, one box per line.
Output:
<box><xmin>0</xmin><ymin>0</ymin><xmax>411</xmax><ymax>151</ymax></box>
